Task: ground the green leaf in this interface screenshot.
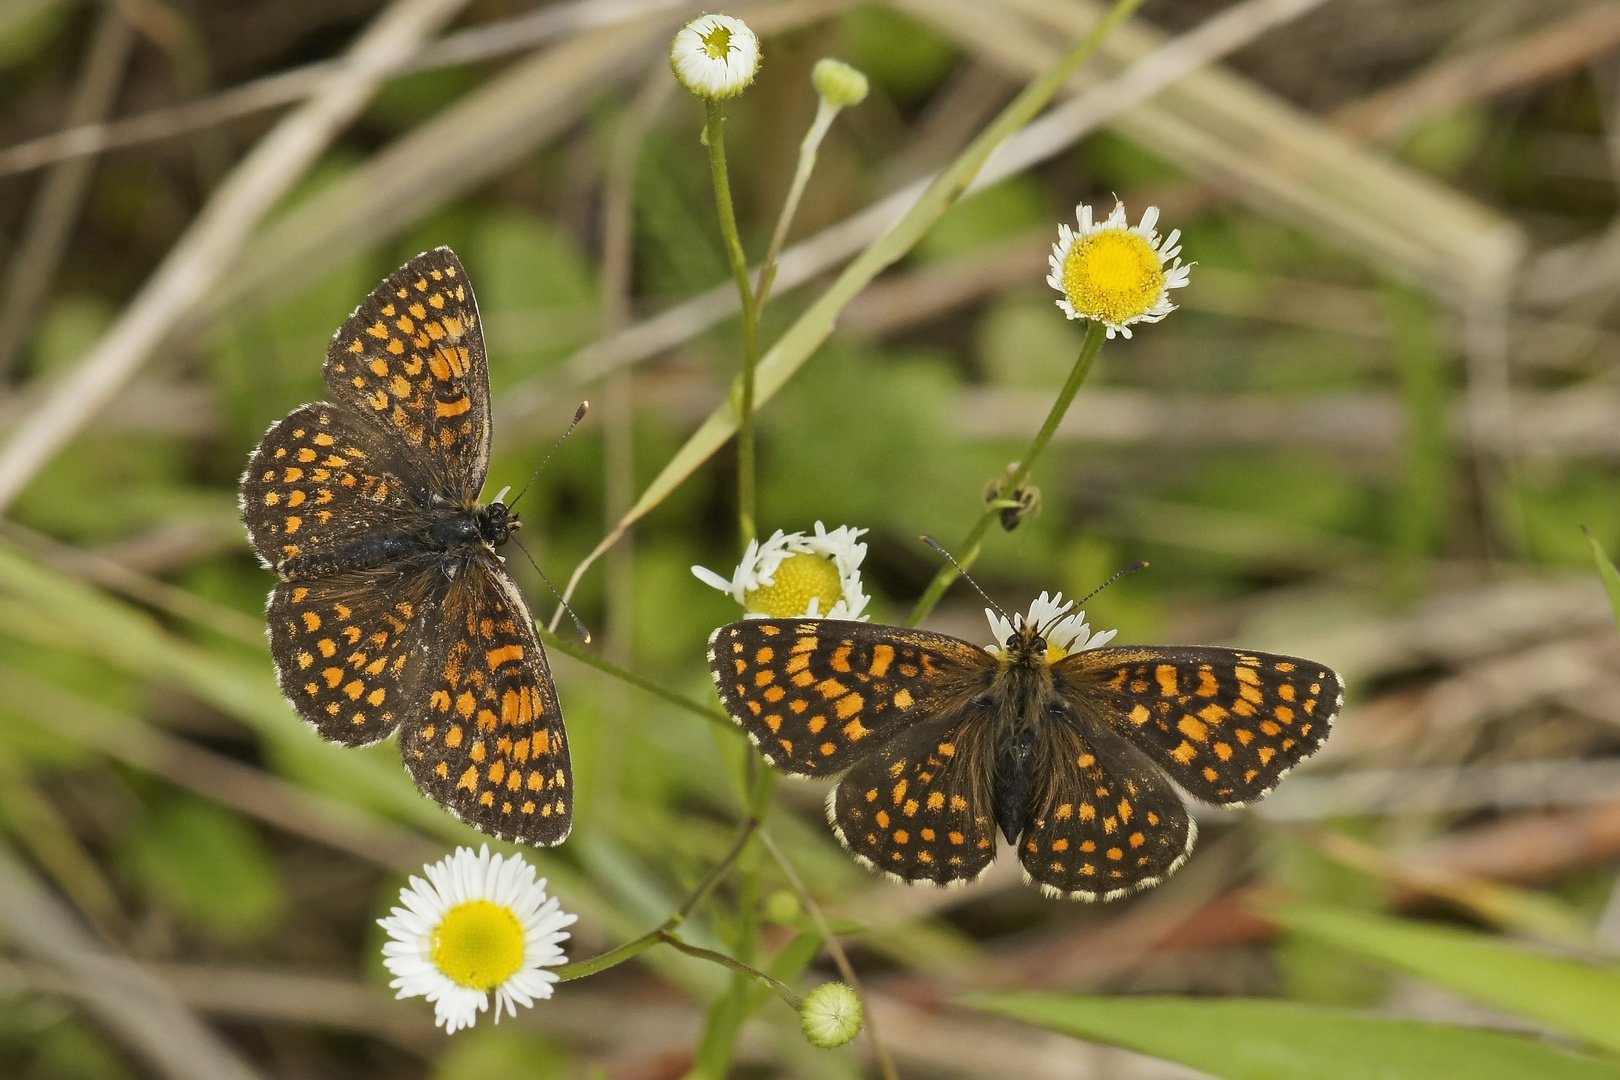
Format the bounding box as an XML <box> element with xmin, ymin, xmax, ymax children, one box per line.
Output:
<box><xmin>965</xmin><ymin>993</ymin><xmax>1620</xmax><ymax>1080</ymax></box>
<box><xmin>1584</xmin><ymin>526</ymin><xmax>1620</xmax><ymax>637</ymax></box>
<box><xmin>1275</xmin><ymin>904</ymin><xmax>1620</xmax><ymax>1055</ymax></box>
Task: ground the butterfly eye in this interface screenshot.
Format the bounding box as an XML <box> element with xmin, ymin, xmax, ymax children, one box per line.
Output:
<box><xmin>1044</xmin><ymin>699</ymin><xmax>1067</xmax><ymax>716</ymax></box>
<box><xmin>1029</xmin><ymin>635</ymin><xmax>1047</xmax><ymax>654</ymax></box>
<box><xmin>1005</xmin><ymin>634</ymin><xmax>1021</xmax><ymax>650</ymax></box>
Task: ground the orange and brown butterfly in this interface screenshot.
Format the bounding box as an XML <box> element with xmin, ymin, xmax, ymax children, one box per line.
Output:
<box><xmin>708</xmin><ymin>592</ymin><xmax>1340</xmax><ymax>900</ymax></box>
<box><xmin>239</xmin><ymin>247</ymin><xmax>573</xmax><ymax>846</ymax></box>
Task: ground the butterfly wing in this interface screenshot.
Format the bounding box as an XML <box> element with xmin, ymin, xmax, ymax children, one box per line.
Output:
<box><xmin>707</xmin><ymin>619</ymin><xmax>994</xmax><ymax>776</ymax></box>
<box><xmin>266</xmin><ymin>560</ymin><xmax>444</xmax><ymax>747</ymax></box>
<box><xmin>1058</xmin><ymin>646</ymin><xmax>1341</xmax><ymax>806</ymax></box>
<box><xmin>1019</xmin><ymin>718</ymin><xmax>1194</xmax><ymax>900</ymax></box>
<box><xmin>322</xmin><ymin>247</ymin><xmax>491</xmax><ymax>503</ymax></box>
<box><xmin>401</xmin><ymin>556</ymin><xmax>571</xmax><ymax>846</ymax></box>
<box><xmin>241</xmin><ymin>402</ymin><xmax>427</xmax><ymax>577</ymax></box>
<box><xmin>829</xmin><ymin>713</ymin><xmax>999</xmax><ymax>886</ymax></box>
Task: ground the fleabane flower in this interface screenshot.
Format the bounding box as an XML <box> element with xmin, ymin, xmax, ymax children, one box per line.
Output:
<box><xmin>1047</xmin><ymin>200</ymin><xmax>1190</xmax><ymax>338</ymax></box>
<box><xmin>984</xmin><ymin>591</ymin><xmax>1116</xmax><ymax>661</ymax></box>
<box><xmin>378</xmin><ymin>845</ymin><xmax>576</xmax><ymax>1034</ymax></box>
<box><xmin>692</xmin><ymin>522</ymin><xmax>871</xmax><ymax>620</ymax></box>
<box><xmin>671</xmin><ymin>13</ymin><xmax>760</xmax><ymax>100</ymax></box>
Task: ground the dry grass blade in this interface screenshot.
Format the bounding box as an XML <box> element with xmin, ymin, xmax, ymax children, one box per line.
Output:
<box><xmin>0</xmin><ymin>6</ymin><xmax>134</xmax><ymax>374</ymax></box>
<box><xmin>0</xmin><ymin>843</ymin><xmax>268</xmax><ymax>1080</ymax></box>
<box><xmin>499</xmin><ymin>0</ymin><xmax>1332</xmax><ymax>434</ymax></box>
<box><xmin>0</xmin><ymin>0</ymin><xmax>706</xmax><ymax>180</ymax></box>
<box><xmin>0</xmin><ymin>0</ymin><xmax>474</xmax><ymax>514</ymax></box>
<box><xmin>1335</xmin><ymin>3</ymin><xmax>1620</xmax><ymax>144</ymax></box>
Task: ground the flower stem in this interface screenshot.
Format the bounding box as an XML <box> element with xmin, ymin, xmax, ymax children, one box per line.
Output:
<box><xmin>704</xmin><ymin>97</ymin><xmax>760</xmax><ymax>547</ymax></box>
<box><xmin>907</xmin><ymin>319</ymin><xmax>1107</xmax><ymax>626</ymax></box>
<box><xmin>659</xmin><ymin>930</ymin><xmax>804</xmax><ymax>1010</ymax></box>
<box><xmin>754</xmin><ymin>99</ymin><xmax>838</xmax><ymax>311</ymax></box>
<box><xmin>554</xmin><ymin>816</ymin><xmax>760</xmax><ymax>983</ymax></box>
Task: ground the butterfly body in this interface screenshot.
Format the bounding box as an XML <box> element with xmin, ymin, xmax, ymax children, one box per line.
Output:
<box><xmin>241</xmin><ymin>248</ymin><xmax>571</xmax><ymax>847</ymax></box>
<box><xmin>709</xmin><ymin>615</ymin><xmax>1340</xmax><ymax>900</ymax></box>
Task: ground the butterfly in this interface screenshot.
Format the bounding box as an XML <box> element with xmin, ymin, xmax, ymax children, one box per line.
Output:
<box><xmin>240</xmin><ymin>247</ymin><xmax>572</xmax><ymax>846</ymax></box>
<box><xmin>708</xmin><ymin>594</ymin><xmax>1339</xmax><ymax>899</ymax></box>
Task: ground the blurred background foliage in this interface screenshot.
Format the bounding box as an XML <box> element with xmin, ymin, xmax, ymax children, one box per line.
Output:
<box><xmin>2</xmin><ymin>0</ymin><xmax>1620</xmax><ymax>1077</ymax></box>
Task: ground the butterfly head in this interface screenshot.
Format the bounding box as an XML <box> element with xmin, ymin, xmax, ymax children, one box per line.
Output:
<box><xmin>476</xmin><ymin>499</ymin><xmax>519</xmax><ymax>547</ymax></box>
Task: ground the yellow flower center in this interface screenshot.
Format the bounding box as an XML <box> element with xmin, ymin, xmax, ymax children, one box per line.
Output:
<box><xmin>700</xmin><ymin>25</ymin><xmax>732</xmax><ymax>59</ymax></box>
<box><xmin>1061</xmin><ymin>229</ymin><xmax>1165</xmax><ymax>325</ymax></box>
<box><xmin>431</xmin><ymin>900</ymin><xmax>525</xmax><ymax>991</ymax></box>
<box><xmin>744</xmin><ymin>553</ymin><xmax>842</xmax><ymax>618</ymax></box>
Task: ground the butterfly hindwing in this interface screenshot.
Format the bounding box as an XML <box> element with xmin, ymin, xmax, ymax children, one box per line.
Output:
<box><xmin>707</xmin><ymin>619</ymin><xmax>994</xmax><ymax>776</ymax></box>
<box><xmin>401</xmin><ymin>560</ymin><xmax>572</xmax><ymax>846</ymax></box>
<box><xmin>830</xmin><ymin>714</ymin><xmax>999</xmax><ymax>886</ymax></box>
<box><xmin>1019</xmin><ymin>720</ymin><xmax>1194</xmax><ymax>900</ymax></box>
<box><xmin>1061</xmin><ymin>646</ymin><xmax>1341</xmax><ymax>806</ymax></box>
<box><xmin>266</xmin><ymin>562</ymin><xmax>444</xmax><ymax>747</ymax></box>
<box><xmin>323</xmin><ymin>247</ymin><xmax>491</xmax><ymax>504</ymax></box>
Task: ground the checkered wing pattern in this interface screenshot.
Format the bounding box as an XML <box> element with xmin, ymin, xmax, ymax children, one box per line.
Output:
<box><xmin>829</xmin><ymin>715</ymin><xmax>998</xmax><ymax>887</ymax></box>
<box><xmin>266</xmin><ymin>562</ymin><xmax>444</xmax><ymax>747</ymax></box>
<box><xmin>241</xmin><ymin>402</ymin><xmax>424</xmax><ymax>578</ymax></box>
<box><xmin>707</xmin><ymin>620</ymin><xmax>994</xmax><ymax>776</ymax></box>
<box><xmin>1019</xmin><ymin>722</ymin><xmax>1194</xmax><ymax>900</ymax></box>
<box><xmin>323</xmin><ymin>247</ymin><xmax>490</xmax><ymax>503</ymax></box>
<box><xmin>401</xmin><ymin>560</ymin><xmax>571</xmax><ymax>846</ymax></box>
<box><xmin>1061</xmin><ymin>646</ymin><xmax>1341</xmax><ymax>806</ymax></box>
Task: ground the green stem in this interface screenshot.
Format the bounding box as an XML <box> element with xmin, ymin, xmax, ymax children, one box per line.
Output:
<box><xmin>754</xmin><ymin>99</ymin><xmax>838</xmax><ymax>312</ymax></box>
<box><xmin>538</xmin><ymin>624</ymin><xmax>733</xmax><ymax>730</ymax></box>
<box><xmin>555</xmin><ymin>816</ymin><xmax>760</xmax><ymax>982</ymax></box>
<box><xmin>704</xmin><ymin>98</ymin><xmax>760</xmax><ymax>547</ymax></box>
<box><xmin>660</xmin><ymin>931</ymin><xmax>803</xmax><ymax>1010</ymax></box>
<box><xmin>908</xmin><ymin>320</ymin><xmax>1107</xmax><ymax>626</ymax></box>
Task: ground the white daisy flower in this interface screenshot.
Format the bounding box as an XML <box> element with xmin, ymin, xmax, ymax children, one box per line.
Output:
<box><xmin>984</xmin><ymin>591</ymin><xmax>1117</xmax><ymax>660</ymax></box>
<box><xmin>378</xmin><ymin>845</ymin><xmax>577</xmax><ymax>1034</ymax></box>
<box><xmin>1047</xmin><ymin>200</ymin><xmax>1191</xmax><ymax>338</ymax></box>
<box><xmin>670</xmin><ymin>13</ymin><xmax>760</xmax><ymax>100</ymax></box>
<box><xmin>692</xmin><ymin>522</ymin><xmax>871</xmax><ymax>620</ymax></box>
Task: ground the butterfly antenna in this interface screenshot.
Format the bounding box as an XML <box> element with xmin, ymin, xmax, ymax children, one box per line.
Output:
<box><xmin>512</xmin><ymin>537</ymin><xmax>592</xmax><ymax>643</ymax></box>
<box><xmin>505</xmin><ymin>402</ymin><xmax>589</xmax><ymax>510</ymax></box>
<box><xmin>1075</xmin><ymin>560</ymin><xmax>1149</xmax><ymax>610</ymax></box>
<box><xmin>921</xmin><ymin>535</ymin><xmax>1011</xmax><ymax>624</ymax></box>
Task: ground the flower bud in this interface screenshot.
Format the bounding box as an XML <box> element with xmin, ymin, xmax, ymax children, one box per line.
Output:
<box><xmin>801</xmin><ymin>982</ymin><xmax>863</xmax><ymax>1048</ymax></box>
<box><xmin>812</xmin><ymin>58</ymin><xmax>868</xmax><ymax>109</ymax></box>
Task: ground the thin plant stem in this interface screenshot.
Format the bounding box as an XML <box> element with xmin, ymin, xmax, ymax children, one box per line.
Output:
<box><xmin>660</xmin><ymin>931</ymin><xmax>803</xmax><ymax>1009</ymax></box>
<box><xmin>762</xmin><ymin>830</ymin><xmax>900</xmax><ymax>1080</ymax></box>
<box><xmin>556</xmin><ymin>815</ymin><xmax>761</xmax><ymax>983</ymax></box>
<box><xmin>538</xmin><ymin>624</ymin><xmax>733</xmax><ymax>730</ymax></box>
<box><xmin>703</xmin><ymin>97</ymin><xmax>760</xmax><ymax>547</ymax></box>
<box><xmin>753</xmin><ymin>98</ymin><xmax>838</xmax><ymax>311</ymax></box>
<box><xmin>908</xmin><ymin>319</ymin><xmax>1107</xmax><ymax>626</ymax></box>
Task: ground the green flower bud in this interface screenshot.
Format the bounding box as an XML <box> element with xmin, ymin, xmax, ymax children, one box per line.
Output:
<box><xmin>800</xmin><ymin>982</ymin><xmax>863</xmax><ymax>1048</ymax></box>
<box><xmin>812</xmin><ymin>58</ymin><xmax>868</xmax><ymax>109</ymax></box>
<box><xmin>765</xmin><ymin>889</ymin><xmax>801</xmax><ymax>924</ymax></box>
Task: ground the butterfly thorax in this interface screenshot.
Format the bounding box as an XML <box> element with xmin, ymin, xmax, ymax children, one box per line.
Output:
<box><xmin>279</xmin><ymin>499</ymin><xmax>517</xmax><ymax>581</ymax></box>
<box><xmin>987</xmin><ymin>626</ymin><xmax>1062</xmax><ymax>845</ymax></box>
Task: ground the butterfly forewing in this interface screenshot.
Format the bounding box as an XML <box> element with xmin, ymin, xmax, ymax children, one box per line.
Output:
<box><xmin>708</xmin><ymin>619</ymin><xmax>993</xmax><ymax>776</ymax></box>
<box><xmin>1020</xmin><ymin>722</ymin><xmax>1193</xmax><ymax>900</ymax></box>
<box><xmin>830</xmin><ymin>714</ymin><xmax>998</xmax><ymax>886</ymax></box>
<box><xmin>402</xmin><ymin>562</ymin><xmax>572</xmax><ymax>846</ymax></box>
<box><xmin>1061</xmin><ymin>646</ymin><xmax>1341</xmax><ymax>806</ymax></box>
<box><xmin>240</xmin><ymin>403</ymin><xmax>424</xmax><ymax>577</ymax></box>
<box><xmin>323</xmin><ymin>247</ymin><xmax>490</xmax><ymax>503</ymax></box>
